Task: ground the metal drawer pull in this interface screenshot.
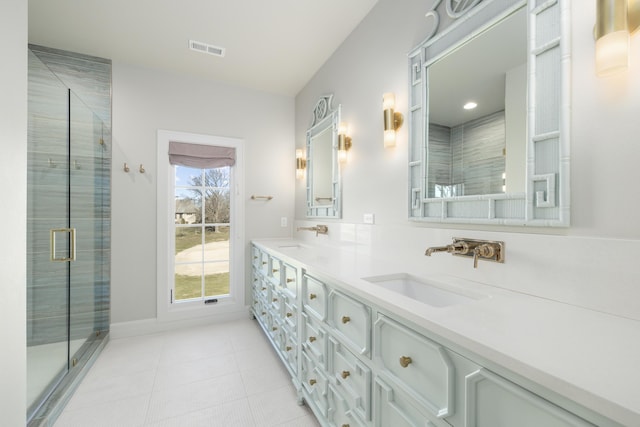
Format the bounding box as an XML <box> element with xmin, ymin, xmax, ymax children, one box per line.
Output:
<box><xmin>273</xmin><ymin>268</ymin><xmax>279</xmax><ymax>273</ymax></box>
<box><xmin>399</xmin><ymin>356</ymin><xmax>412</xmax><ymax>368</ymax></box>
<box><xmin>342</xmin><ymin>424</ymin><xmax>350</xmax><ymax>427</ymax></box>
<box><xmin>286</xmin><ymin>346</ymin><xmax>292</xmax><ymax>351</ymax></box>
<box><xmin>309</xmin><ymin>379</ymin><xmax>317</xmax><ymax>386</ymax></box>
<box><xmin>261</xmin><ymin>311</ymin><xmax>266</xmax><ymax>315</ymax></box>
<box><xmin>286</xmin><ymin>312</ymin><xmax>293</xmax><ymax>317</ymax></box>
<box><xmin>341</xmin><ymin>370</ymin><xmax>350</xmax><ymax>379</ymax></box>
<box><xmin>286</xmin><ymin>278</ymin><xmax>295</xmax><ymax>283</ymax></box>
<box><xmin>309</xmin><ymin>293</ymin><xmax>317</xmax><ymax>300</ymax></box>
<box><xmin>273</xmin><ymin>298</ymin><xmax>278</xmax><ymax>302</ymax></box>
<box><xmin>309</xmin><ymin>336</ymin><xmax>316</xmax><ymax>342</ymax></box>
<box><xmin>262</xmin><ymin>261</ymin><xmax>267</xmax><ymax>265</ymax></box>
<box><xmin>261</xmin><ymin>287</ymin><xmax>266</xmax><ymax>291</ymax></box>
<box><xmin>341</xmin><ymin>316</ymin><xmax>351</xmax><ymax>324</ymax></box>
<box><xmin>272</xmin><ymin>326</ymin><xmax>278</xmax><ymax>331</ymax></box>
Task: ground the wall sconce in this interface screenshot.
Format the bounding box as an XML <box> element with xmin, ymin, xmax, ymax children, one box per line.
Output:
<box><xmin>296</xmin><ymin>148</ymin><xmax>306</xmax><ymax>179</ymax></box>
<box><xmin>383</xmin><ymin>93</ymin><xmax>404</xmax><ymax>148</ymax></box>
<box><xmin>595</xmin><ymin>0</ymin><xmax>640</xmax><ymax>76</ymax></box>
<box><xmin>337</xmin><ymin>122</ymin><xmax>352</xmax><ymax>163</ymax></box>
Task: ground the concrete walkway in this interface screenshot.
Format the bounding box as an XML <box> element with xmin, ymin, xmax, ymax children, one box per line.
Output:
<box><xmin>174</xmin><ymin>240</ymin><xmax>230</xmax><ymax>275</ymax></box>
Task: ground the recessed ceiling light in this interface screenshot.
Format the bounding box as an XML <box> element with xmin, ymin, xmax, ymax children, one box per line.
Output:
<box><xmin>189</xmin><ymin>40</ymin><xmax>225</xmax><ymax>57</ymax></box>
<box><xmin>463</xmin><ymin>101</ymin><xmax>478</xmax><ymax>110</ymax></box>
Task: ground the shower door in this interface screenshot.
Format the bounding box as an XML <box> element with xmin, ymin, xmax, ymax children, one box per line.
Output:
<box><xmin>27</xmin><ymin>51</ymin><xmax>110</xmax><ymax>421</ymax></box>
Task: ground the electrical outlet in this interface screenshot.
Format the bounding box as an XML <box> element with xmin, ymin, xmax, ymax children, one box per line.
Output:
<box><xmin>280</xmin><ymin>217</ymin><xmax>288</xmax><ymax>227</ymax></box>
<box><xmin>363</xmin><ymin>213</ymin><xmax>375</xmax><ymax>224</ymax></box>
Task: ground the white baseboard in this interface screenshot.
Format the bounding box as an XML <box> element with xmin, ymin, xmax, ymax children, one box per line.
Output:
<box><xmin>109</xmin><ymin>306</ymin><xmax>252</xmax><ymax>339</ymax></box>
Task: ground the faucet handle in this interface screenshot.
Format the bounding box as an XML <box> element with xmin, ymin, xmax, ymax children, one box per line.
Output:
<box><xmin>473</xmin><ymin>243</ymin><xmax>499</xmax><ymax>268</ymax></box>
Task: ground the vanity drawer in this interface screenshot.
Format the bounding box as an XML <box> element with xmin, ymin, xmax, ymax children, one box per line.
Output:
<box><xmin>303</xmin><ymin>274</ymin><xmax>328</xmax><ymax>321</ymax></box>
<box><xmin>328</xmin><ymin>289</ymin><xmax>371</xmax><ymax>356</ymax></box>
<box><xmin>281</xmin><ymin>328</ymin><xmax>298</xmax><ymax>375</ymax></box>
<box><xmin>257</xmin><ymin>250</ymin><xmax>270</xmax><ymax>276</ymax></box>
<box><xmin>269</xmin><ymin>256</ymin><xmax>283</xmax><ymax>287</ymax></box>
<box><xmin>328</xmin><ymin>337</ymin><xmax>371</xmax><ymax>421</ymax></box>
<box><xmin>302</xmin><ymin>312</ymin><xmax>327</xmax><ymax>366</ymax></box>
<box><xmin>374</xmin><ymin>314</ymin><xmax>454</xmax><ymax>420</ymax></box>
<box><xmin>282</xmin><ymin>294</ymin><xmax>298</xmax><ymax>331</ymax></box>
<box><xmin>301</xmin><ymin>349</ymin><xmax>328</xmax><ymax>417</ymax></box>
<box><xmin>282</xmin><ymin>262</ymin><xmax>298</xmax><ymax>297</ymax></box>
<box><xmin>270</xmin><ymin>289</ymin><xmax>283</xmax><ymax>314</ymax></box>
<box><xmin>464</xmin><ymin>369</ymin><xmax>595</xmax><ymax>427</ymax></box>
<box><xmin>328</xmin><ymin>384</ymin><xmax>367</xmax><ymax>427</ymax></box>
<box><xmin>374</xmin><ymin>377</ymin><xmax>440</xmax><ymax>427</ymax></box>
<box><xmin>251</xmin><ymin>245</ymin><xmax>262</xmax><ymax>269</ymax></box>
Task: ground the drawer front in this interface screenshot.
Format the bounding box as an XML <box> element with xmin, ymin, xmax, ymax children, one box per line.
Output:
<box><xmin>328</xmin><ymin>384</ymin><xmax>368</xmax><ymax>427</ymax></box>
<box><xmin>301</xmin><ymin>350</ymin><xmax>328</xmax><ymax>417</ymax></box>
<box><xmin>270</xmin><ymin>289</ymin><xmax>283</xmax><ymax>314</ymax></box>
<box><xmin>328</xmin><ymin>337</ymin><xmax>371</xmax><ymax>421</ymax></box>
<box><xmin>465</xmin><ymin>369</ymin><xmax>595</xmax><ymax>427</ymax></box>
<box><xmin>251</xmin><ymin>246</ymin><xmax>262</xmax><ymax>269</ymax></box>
<box><xmin>270</xmin><ymin>257</ymin><xmax>282</xmax><ymax>287</ymax></box>
<box><xmin>283</xmin><ymin>294</ymin><xmax>298</xmax><ymax>331</ymax></box>
<box><xmin>302</xmin><ymin>312</ymin><xmax>327</xmax><ymax>366</ymax></box>
<box><xmin>374</xmin><ymin>377</ymin><xmax>439</xmax><ymax>427</ymax></box>
<box><xmin>258</xmin><ymin>251</ymin><xmax>270</xmax><ymax>276</ymax></box>
<box><xmin>328</xmin><ymin>290</ymin><xmax>371</xmax><ymax>355</ymax></box>
<box><xmin>283</xmin><ymin>262</ymin><xmax>298</xmax><ymax>297</ymax></box>
<box><xmin>281</xmin><ymin>328</ymin><xmax>298</xmax><ymax>375</ymax></box>
<box><xmin>303</xmin><ymin>274</ymin><xmax>328</xmax><ymax>321</ymax></box>
<box><xmin>374</xmin><ymin>315</ymin><xmax>454</xmax><ymax>419</ymax></box>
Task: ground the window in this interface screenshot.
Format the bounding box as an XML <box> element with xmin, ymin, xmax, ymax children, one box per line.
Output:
<box><xmin>157</xmin><ymin>130</ymin><xmax>245</xmax><ymax>323</ymax></box>
<box><xmin>173</xmin><ymin>165</ymin><xmax>231</xmax><ymax>303</ymax></box>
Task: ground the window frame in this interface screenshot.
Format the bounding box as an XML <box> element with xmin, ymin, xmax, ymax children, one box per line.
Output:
<box><xmin>157</xmin><ymin>130</ymin><xmax>245</xmax><ymax>323</ymax></box>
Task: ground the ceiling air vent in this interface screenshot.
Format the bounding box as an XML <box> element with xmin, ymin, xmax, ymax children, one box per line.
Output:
<box><xmin>189</xmin><ymin>40</ymin><xmax>225</xmax><ymax>57</ymax></box>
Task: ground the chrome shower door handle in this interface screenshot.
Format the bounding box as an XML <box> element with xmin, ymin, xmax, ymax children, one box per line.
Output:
<box><xmin>50</xmin><ymin>228</ymin><xmax>76</xmax><ymax>262</ymax></box>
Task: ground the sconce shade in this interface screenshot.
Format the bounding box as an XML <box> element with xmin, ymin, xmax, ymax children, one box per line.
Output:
<box><xmin>630</xmin><ymin>0</ymin><xmax>640</xmax><ymax>34</ymax></box>
<box><xmin>595</xmin><ymin>0</ymin><xmax>632</xmax><ymax>76</ymax></box>
<box><xmin>295</xmin><ymin>148</ymin><xmax>306</xmax><ymax>179</ymax></box>
<box><xmin>337</xmin><ymin>122</ymin><xmax>352</xmax><ymax>163</ymax></box>
<box><xmin>382</xmin><ymin>93</ymin><xmax>403</xmax><ymax>148</ymax></box>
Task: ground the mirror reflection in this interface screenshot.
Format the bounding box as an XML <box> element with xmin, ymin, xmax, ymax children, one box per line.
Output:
<box><xmin>427</xmin><ymin>7</ymin><xmax>527</xmax><ymax>198</ymax></box>
<box><xmin>310</xmin><ymin>126</ymin><xmax>334</xmax><ymax>205</ymax></box>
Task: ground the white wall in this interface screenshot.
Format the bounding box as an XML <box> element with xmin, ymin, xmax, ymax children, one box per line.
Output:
<box><xmin>295</xmin><ymin>1</ymin><xmax>640</xmax><ymax>320</ymax></box>
<box><xmin>0</xmin><ymin>0</ymin><xmax>27</xmax><ymax>424</ymax></box>
<box><xmin>111</xmin><ymin>63</ymin><xmax>295</xmax><ymax>325</ymax></box>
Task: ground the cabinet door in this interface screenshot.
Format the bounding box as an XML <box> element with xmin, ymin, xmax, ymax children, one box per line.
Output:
<box><xmin>328</xmin><ymin>337</ymin><xmax>371</xmax><ymax>421</ymax></box>
<box><xmin>465</xmin><ymin>369</ymin><xmax>595</xmax><ymax>427</ymax></box>
<box><xmin>328</xmin><ymin>289</ymin><xmax>371</xmax><ymax>356</ymax></box>
<box><xmin>374</xmin><ymin>315</ymin><xmax>454</xmax><ymax>419</ymax></box>
<box><xmin>328</xmin><ymin>384</ymin><xmax>368</xmax><ymax>427</ymax></box>
<box><xmin>301</xmin><ymin>350</ymin><xmax>329</xmax><ymax>417</ymax></box>
<box><xmin>283</xmin><ymin>262</ymin><xmax>298</xmax><ymax>297</ymax></box>
<box><xmin>303</xmin><ymin>274</ymin><xmax>328</xmax><ymax>321</ymax></box>
<box><xmin>374</xmin><ymin>377</ymin><xmax>438</xmax><ymax>427</ymax></box>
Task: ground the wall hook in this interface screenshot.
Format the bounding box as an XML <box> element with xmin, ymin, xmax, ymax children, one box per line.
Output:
<box><xmin>139</xmin><ymin>164</ymin><xmax>145</xmax><ymax>174</ymax></box>
<box><xmin>123</xmin><ymin>162</ymin><xmax>130</xmax><ymax>172</ymax></box>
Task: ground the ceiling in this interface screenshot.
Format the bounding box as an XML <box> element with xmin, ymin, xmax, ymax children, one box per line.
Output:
<box><xmin>28</xmin><ymin>0</ymin><xmax>379</xmax><ymax>97</ymax></box>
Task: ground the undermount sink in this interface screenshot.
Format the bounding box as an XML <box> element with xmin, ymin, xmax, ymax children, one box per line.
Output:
<box><xmin>362</xmin><ymin>273</ymin><xmax>486</xmax><ymax>308</ymax></box>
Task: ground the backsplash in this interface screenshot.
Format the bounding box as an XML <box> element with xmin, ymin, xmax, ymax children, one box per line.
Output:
<box><xmin>293</xmin><ymin>220</ymin><xmax>640</xmax><ymax>323</ymax></box>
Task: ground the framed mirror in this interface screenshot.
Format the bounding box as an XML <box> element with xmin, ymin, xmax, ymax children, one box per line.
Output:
<box><xmin>306</xmin><ymin>94</ymin><xmax>341</xmax><ymax>218</ymax></box>
<box><xmin>408</xmin><ymin>0</ymin><xmax>570</xmax><ymax>226</ymax></box>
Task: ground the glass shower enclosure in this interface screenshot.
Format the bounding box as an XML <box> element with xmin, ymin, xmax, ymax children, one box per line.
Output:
<box><xmin>27</xmin><ymin>50</ymin><xmax>111</xmax><ymax>424</ymax></box>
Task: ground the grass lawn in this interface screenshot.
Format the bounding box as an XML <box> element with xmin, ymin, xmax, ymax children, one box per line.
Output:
<box><xmin>175</xmin><ymin>272</ymin><xmax>230</xmax><ymax>300</ymax></box>
<box><xmin>175</xmin><ymin>226</ymin><xmax>230</xmax><ymax>254</ymax></box>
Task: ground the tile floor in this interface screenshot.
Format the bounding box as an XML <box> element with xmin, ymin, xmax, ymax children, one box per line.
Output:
<box><xmin>54</xmin><ymin>319</ymin><xmax>321</xmax><ymax>427</ymax></box>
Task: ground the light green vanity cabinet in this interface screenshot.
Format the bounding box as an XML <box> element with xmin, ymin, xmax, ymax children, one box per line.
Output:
<box><xmin>250</xmin><ymin>244</ymin><xmax>606</xmax><ymax>427</ymax></box>
<box><xmin>250</xmin><ymin>247</ymin><xmax>299</xmax><ymax>379</ymax></box>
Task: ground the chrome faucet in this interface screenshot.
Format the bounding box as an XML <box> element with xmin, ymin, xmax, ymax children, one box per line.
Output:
<box><xmin>425</xmin><ymin>238</ymin><xmax>504</xmax><ymax>269</ymax></box>
<box><xmin>297</xmin><ymin>225</ymin><xmax>328</xmax><ymax>236</ymax></box>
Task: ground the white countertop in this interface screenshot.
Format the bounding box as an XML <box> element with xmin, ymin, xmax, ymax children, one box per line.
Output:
<box><xmin>253</xmin><ymin>238</ymin><xmax>640</xmax><ymax>427</ymax></box>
